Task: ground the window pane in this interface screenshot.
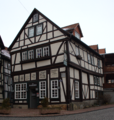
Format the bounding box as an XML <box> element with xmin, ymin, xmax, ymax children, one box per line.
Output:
<box><xmin>36</xmin><ymin>48</ymin><xmax>42</xmax><ymax>58</ymax></box>
<box><xmin>43</xmin><ymin>46</ymin><xmax>49</xmax><ymax>57</ymax></box>
<box><xmin>36</xmin><ymin>24</ymin><xmax>42</xmax><ymax>35</ymax></box>
<box><xmin>33</xmin><ymin>14</ymin><xmax>38</xmax><ymax>22</ymax></box>
<box><xmin>28</xmin><ymin>50</ymin><xmax>34</xmax><ymax>59</ymax></box>
<box><xmin>39</xmin><ymin>81</ymin><xmax>46</xmax><ymax>99</ymax></box>
<box><xmin>29</xmin><ymin>27</ymin><xmax>34</xmax><ymax>37</ymax></box>
<box><xmin>22</xmin><ymin>51</ymin><xmax>27</xmax><ymax>61</ymax></box>
<box><xmin>51</xmin><ymin>80</ymin><xmax>58</xmax><ymax>98</ymax></box>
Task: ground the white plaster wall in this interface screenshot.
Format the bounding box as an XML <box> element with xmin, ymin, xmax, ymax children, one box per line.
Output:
<box><xmin>12</xmin><ymin>54</ymin><xmax>15</xmax><ymax>64</ymax></box>
<box><xmin>51</xmin><ymin>42</ymin><xmax>62</xmax><ymax>55</ymax></box>
<box><xmin>59</xmin><ymin>43</ymin><xmax>64</xmax><ymax>54</ymax></box>
<box><xmin>85</xmin><ymin>62</ymin><xmax>88</xmax><ymax>69</ymax></box>
<box><xmin>12</xmin><ymin>42</ymin><xmax>19</xmax><ymax>48</ymax></box>
<box><xmin>60</xmin><ymin>67</ymin><xmax>65</xmax><ymax>72</ymax></box>
<box><xmin>23</xmin><ymin>62</ymin><xmax>35</xmax><ymax>70</ymax></box>
<box><xmin>70</xmin><ymin>54</ymin><xmax>79</xmax><ymax>65</ymax></box>
<box><xmin>11</xmin><ymin>48</ymin><xmax>21</xmax><ymax>52</ymax></box>
<box><xmin>20</xmin><ymin>31</ymin><xmax>24</xmax><ymax>40</ymax></box>
<box><xmin>16</xmin><ymin>53</ymin><xmax>20</xmax><ymax>64</ymax></box>
<box><xmin>39</xmin><ymin>15</ymin><xmax>43</xmax><ymax>19</ymax></box>
<box><xmin>40</xmin><ymin>34</ymin><xmax>46</xmax><ymax>41</ymax></box>
<box><xmin>15</xmin><ymin>65</ymin><xmax>21</xmax><ymax>71</ymax></box>
<box><xmin>39</xmin><ymin>18</ymin><xmax>46</xmax><ymax>23</ymax></box>
<box><xmin>47</xmin><ymin>22</ymin><xmax>52</xmax><ymax>31</ymax></box>
<box><xmin>25</xmin><ymin>39</ymin><xmax>31</xmax><ymax>45</ymax></box>
<box><xmin>70</xmin><ymin>67</ymin><xmax>74</xmax><ymax>78</ymax></box>
<box><xmin>20</xmin><ymin>41</ymin><xmax>24</xmax><ymax>46</ymax></box>
<box><xmin>26</xmin><ymin>23</ymin><xmax>32</xmax><ymax>28</ymax></box>
<box><xmin>70</xmin><ymin>79</ymin><xmax>74</xmax><ymax>100</ymax></box>
<box><xmin>55</xmin><ymin>55</ymin><xmax>63</xmax><ymax>63</ymax></box>
<box><xmin>31</xmin><ymin>37</ymin><xmax>34</xmax><ymax>43</ymax></box>
<box><xmin>90</xmin><ymin>75</ymin><xmax>94</xmax><ymax>84</ymax></box>
<box><xmin>54</xmin><ymin>30</ymin><xmax>63</xmax><ymax>37</ymax></box>
<box><xmin>81</xmin><ymin>61</ymin><xmax>84</xmax><ymax>67</ymax></box>
<box><xmin>74</xmin><ymin>69</ymin><xmax>79</xmax><ymax>79</ymax></box>
<box><xmin>84</xmin><ymin>51</ymin><xmax>87</xmax><ymax>61</ymax></box>
<box><xmin>37</xmin><ymin>60</ymin><xmax>51</xmax><ymax>67</ymax></box>
<box><xmin>29</xmin><ymin>18</ymin><xmax>32</xmax><ymax>23</ymax></box>
<box><xmin>50</xmin><ymin>36</ymin><xmax>66</xmax><ymax>42</ymax></box>
<box><xmin>89</xmin><ymin>64</ymin><xmax>91</xmax><ymax>71</ymax></box>
<box><xmin>90</xmin><ymin>86</ymin><xmax>94</xmax><ymax>89</ymax></box>
<box><xmin>94</xmin><ymin>57</ymin><xmax>97</xmax><ymax>66</ymax></box>
<box><xmin>82</xmin><ymin>72</ymin><xmax>88</xmax><ymax>84</ymax></box>
<box><xmin>48</xmin><ymin>32</ymin><xmax>53</xmax><ymax>39</ymax></box>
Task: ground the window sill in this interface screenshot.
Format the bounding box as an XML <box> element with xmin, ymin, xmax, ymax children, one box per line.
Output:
<box><xmin>20</xmin><ymin>56</ymin><xmax>51</xmax><ymax>64</ymax></box>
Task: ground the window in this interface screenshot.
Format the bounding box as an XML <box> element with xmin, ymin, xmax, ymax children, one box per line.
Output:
<box><xmin>36</xmin><ymin>24</ymin><xmax>42</xmax><ymax>35</ymax></box>
<box><xmin>33</xmin><ymin>14</ymin><xmax>38</xmax><ymax>22</ymax></box>
<box><xmin>28</xmin><ymin>50</ymin><xmax>34</xmax><ymax>59</ymax></box>
<box><xmin>22</xmin><ymin>51</ymin><xmax>27</xmax><ymax>61</ymax></box>
<box><xmin>43</xmin><ymin>46</ymin><xmax>49</xmax><ymax>57</ymax></box>
<box><xmin>15</xmin><ymin>83</ymin><xmax>27</xmax><ymax>99</ymax></box>
<box><xmin>76</xmin><ymin>46</ymin><xmax>79</xmax><ymax>55</ymax></box>
<box><xmin>98</xmin><ymin>59</ymin><xmax>100</xmax><ymax>68</ymax></box>
<box><xmin>36</xmin><ymin>48</ymin><xmax>42</xmax><ymax>58</ymax></box>
<box><xmin>75</xmin><ymin>81</ymin><xmax>79</xmax><ymax>98</ymax></box>
<box><xmin>91</xmin><ymin>56</ymin><xmax>94</xmax><ymax>65</ymax></box>
<box><xmin>97</xmin><ymin>77</ymin><xmax>100</xmax><ymax>85</ymax></box>
<box><xmin>75</xmin><ymin>31</ymin><xmax>80</xmax><ymax>39</ymax></box>
<box><xmin>88</xmin><ymin>54</ymin><xmax>91</xmax><ymax>63</ymax></box>
<box><xmin>94</xmin><ymin>76</ymin><xmax>97</xmax><ymax>85</ymax></box>
<box><xmin>51</xmin><ymin>80</ymin><xmax>58</xmax><ymax>98</ymax></box>
<box><xmin>39</xmin><ymin>81</ymin><xmax>46</xmax><ymax>99</ymax></box>
<box><xmin>28</xmin><ymin>27</ymin><xmax>34</xmax><ymax>37</ymax></box>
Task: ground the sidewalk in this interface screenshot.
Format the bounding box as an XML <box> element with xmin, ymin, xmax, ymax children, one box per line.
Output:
<box><xmin>0</xmin><ymin>104</ymin><xmax>114</xmax><ymax>117</ymax></box>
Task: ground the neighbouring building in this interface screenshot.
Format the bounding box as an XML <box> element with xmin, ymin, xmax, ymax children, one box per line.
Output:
<box><xmin>0</xmin><ymin>36</ymin><xmax>13</xmax><ymax>104</ymax></box>
<box><xmin>8</xmin><ymin>8</ymin><xmax>104</xmax><ymax>109</ymax></box>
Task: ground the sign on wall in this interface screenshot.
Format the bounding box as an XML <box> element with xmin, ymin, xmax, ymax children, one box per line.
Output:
<box><xmin>31</xmin><ymin>72</ymin><xmax>36</xmax><ymax>80</ymax></box>
<box><xmin>39</xmin><ymin>70</ymin><xmax>46</xmax><ymax>79</ymax></box>
<box><xmin>50</xmin><ymin>68</ymin><xmax>58</xmax><ymax>78</ymax></box>
<box><xmin>25</xmin><ymin>74</ymin><xmax>30</xmax><ymax>81</ymax></box>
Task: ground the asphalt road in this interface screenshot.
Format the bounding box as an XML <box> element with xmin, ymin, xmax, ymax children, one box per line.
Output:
<box><xmin>0</xmin><ymin>107</ymin><xmax>114</xmax><ymax>120</ymax></box>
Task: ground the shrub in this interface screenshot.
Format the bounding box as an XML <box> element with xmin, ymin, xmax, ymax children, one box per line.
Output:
<box><xmin>1</xmin><ymin>98</ymin><xmax>10</xmax><ymax>109</ymax></box>
<box><xmin>41</xmin><ymin>97</ymin><xmax>48</xmax><ymax>108</ymax></box>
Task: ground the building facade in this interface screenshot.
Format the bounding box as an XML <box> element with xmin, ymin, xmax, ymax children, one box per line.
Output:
<box><xmin>8</xmin><ymin>8</ymin><xmax>104</xmax><ymax>109</ymax></box>
<box><xmin>0</xmin><ymin>36</ymin><xmax>12</xmax><ymax>104</ymax></box>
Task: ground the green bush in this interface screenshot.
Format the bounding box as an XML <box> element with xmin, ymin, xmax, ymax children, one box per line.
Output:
<box><xmin>1</xmin><ymin>98</ymin><xmax>10</xmax><ymax>109</ymax></box>
<box><xmin>41</xmin><ymin>97</ymin><xmax>48</xmax><ymax>108</ymax></box>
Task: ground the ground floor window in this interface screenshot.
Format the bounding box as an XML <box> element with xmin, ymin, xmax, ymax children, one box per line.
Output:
<box><xmin>39</xmin><ymin>81</ymin><xmax>46</xmax><ymax>99</ymax></box>
<box><xmin>15</xmin><ymin>83</ymin><xmax>27</xmax><ymax>99</ymax></box>
<box><xmin>51</xmin><ymin>80</ymin><xmax>58</xmax><ymax>98</ymax></box>
<box><xmin>75</xmin><ymin>81</ymin><xmax>79</xmax><ymax>98</ymax></box>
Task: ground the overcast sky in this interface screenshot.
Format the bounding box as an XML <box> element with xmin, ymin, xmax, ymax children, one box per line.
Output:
<box><xmin>0</xmin><ymin>0</ymin><xmax>114</xmax><ymax>53</ymax></box>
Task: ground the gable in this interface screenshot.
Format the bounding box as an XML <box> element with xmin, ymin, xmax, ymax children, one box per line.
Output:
<box><xmin>9</xmin><ymin>8</ymin><xmax>67</xmax><ymax>52</ymax></box>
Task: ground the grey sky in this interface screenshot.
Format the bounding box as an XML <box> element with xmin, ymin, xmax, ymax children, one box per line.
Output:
<box><xmin>0</xmin><ymin>0</ymin><xmax>114</xmax><ymax>53</ymax></box>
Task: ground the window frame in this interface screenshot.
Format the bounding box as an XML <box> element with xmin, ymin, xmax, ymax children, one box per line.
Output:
<box><xmin>36</xmin><ymin>24</ymin><xmax>43</xmax><ymax>35</ymax></box>
<box><xmin>33</xmin><ymin>13</ymin><xmax>38</xmax><ymax>23</ymax></box>
<box><xmin>28</xmin><ymin>27</ymin><xmax>34</xmax><ymax>38</ymax></box>
<box><xmin>22</xmin><ymin>51</ymin><xmax>28</xmax><ymax>61</ymax></box>
<box><xmin>36</xmin><ymin>48</ymin><xmax>43</xmax><ymax>58</ymax></box>
<box><xmin>15</xmin><ymin>83</ymin><xmax>27</xmax><ymax>99</ymax></box>
<box><xmin>28</xmin><ymin>49</ymin><xmax>34</xmax><ymax>60</ymax></box>
<box><xmin>51</xmin><ymin>80</ymin><xmax>58</xmax><ymax>99</ymax></box>
<box><xmin>75</xmin><ymin>81</ymin><xmax>79</xmax><ymax>99</ymax></box>
<box><xmin>39</xmin><ymin>81</ymin><xmax>46</xmax><ymax>99</ymax></box>
<box><xmin>43</xmin><ymin>46</ymin><xmax>49</xmax><ymax>57</ymax></box>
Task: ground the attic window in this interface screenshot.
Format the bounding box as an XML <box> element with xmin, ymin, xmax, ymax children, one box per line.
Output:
<box><xmin>75</xmin><ymin>31</ymin><xmax>80</xmax><ymax>39</ymax></box>
<box><xmin>28</xmin><ymin>27</ymin><xmax>34</xmax><ymax>37</ymax></box>
<box><xmin>33</xmin><ymin>13</ymin><xmax>38</xmax><ymax>22</ymax></box>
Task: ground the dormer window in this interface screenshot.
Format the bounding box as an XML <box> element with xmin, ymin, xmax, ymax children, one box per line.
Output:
<box><xmin>33</xmin><ymin>13</ymin><xmax>38</xmax><ymax>22</ymax></box>
<box><xmin>75</xmin><ymin>31</ymin><xmax>80</xmax><ymax>39</ymax></box>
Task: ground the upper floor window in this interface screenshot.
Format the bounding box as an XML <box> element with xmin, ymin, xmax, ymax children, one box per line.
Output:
<box><xmin>33</xmin><ymin>13</ymin><xmax>38</xmax><ymax>22</ymax></box>
<box><xmin>28</xmin><ymin>27</ymin><xmax>34</xmax><ymax>37</ymax></box>
<box><xmin>36</xmin><ymin>48</ymin><xmax>42</xmax><ymax>58</ymax></box>
<box><xmin>75</xmin><ymin>31</ymin><xmax>80</xmax><ymax>39</ymax></box>
<box><xmin>43</xmin><ymin>46</ymin><xmax>49</xmax><ymax>57</ymax></box>
<box><xmin>88</xmin><ymin>54</ymin><xmax>91</xmax><ymax>63</ymax></box>
<box><xmin>98</xmin><ymin>59</ymin><xmax>100</xmax><ymax>68</ymax></box>
<box><xmin>28</xmin><ymin>50</ymin><xmax>34</xmax><ymax>59</ymax></box>
<box><xmin>36</xmin><ymin>24</ymin><xmax>42</xmax><ymax>35</ymax></box>
<box><xmin>91</xmin><ymin>56</ymin><xmax>94</xmax><ymax>65</ymax></box>
<box><xmin>76</xmin><ymin>46</ymin><xmax>79</xmax><ymax>56</ymax></box>
<box><xmin>22</xmin><ymin>51</ymin><xmax>27</xmax><ymax>61</ymax></box>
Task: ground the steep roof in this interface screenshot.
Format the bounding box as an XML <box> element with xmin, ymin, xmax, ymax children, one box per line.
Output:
<box><xmin>99</xmin><ymin>48</ymin><xmax>106</xmax><ymax>54</ymax></box>
<box><xmin>0</xmin><ymin>36</ymin><xmax>5</xmax><ymax>49</ymax></box>
<box><xmin>8</xmin><ymin>8</ymin><xmax>103</xmax><ymax>58</ymax></box>
<box><xmin>89</xmin><ymin>45</ymin><xmax>99</xmax><ymax>53</ymax></box>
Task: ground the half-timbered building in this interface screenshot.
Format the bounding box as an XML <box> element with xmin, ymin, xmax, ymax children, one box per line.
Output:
<box><xmin>8</xmin><ymin>8</ymin><xmax>104</xmax><ymax>109</ymax></box>
<box><xmin>0</xmin><ymin>36</ymin><xmax>12</xmax><ymax>104</ymax></box>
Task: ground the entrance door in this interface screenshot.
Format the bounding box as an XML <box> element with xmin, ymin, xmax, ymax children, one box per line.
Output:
<box><xmin>30</xmin><ymin>88</ymin><xmax>37</xmax><ymax>108</ymax></box>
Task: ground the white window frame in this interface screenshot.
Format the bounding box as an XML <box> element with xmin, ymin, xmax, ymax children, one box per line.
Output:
<box><xmin>36</xmin><ymin>48</ymin><xmax>42</xmax><ymax>58</ymax></box>
<box><xmin>75</xmin><ymin>81</ymin><xmax>79</xmax><ymax>98</ymax></box>
<box><xmin>28</xmin><ymin>50</ymin><xmax>34</xmax><ymax>60</ymax></box>
<box><xmin>28</xmin><ymin>27</ymin><xmax>34</xmax><ymax>37</ymax></box>
<box><xmin>76</xmin><ymin>46</ymin><xmax>79</xmax><ymax>56</ymax></box>
<box><xmin>51</xmin><ymin>80</ymin><xmax>58</xmax><ymax>98</ymax></box>
<box><xmin>15</xmin><ymin>83</ymin><xmax>27</xmax><ymax>99</ymax></box>
<box><xmin>43</xmin><ymin>46</ymin><xmax>49</xmax><ymax>57</ymax></box>
<box><xmin>36</xmin><ymin>24</ymin><xmax>42</xmax><ymax>35</ymax></box>
<box><xmin>39</xmin><ymin>81</ymin><xmax>46</xmax><ymax>99</ymax></box>
<box><xmin>22</xmin><ymin>51</ymin><xmax>27</xmax><ymax>61</ymax></box>
<box><xmin>33</xmin><ymin>13</ymin><xmax>38</xmax><ymax>22</ymax></box>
